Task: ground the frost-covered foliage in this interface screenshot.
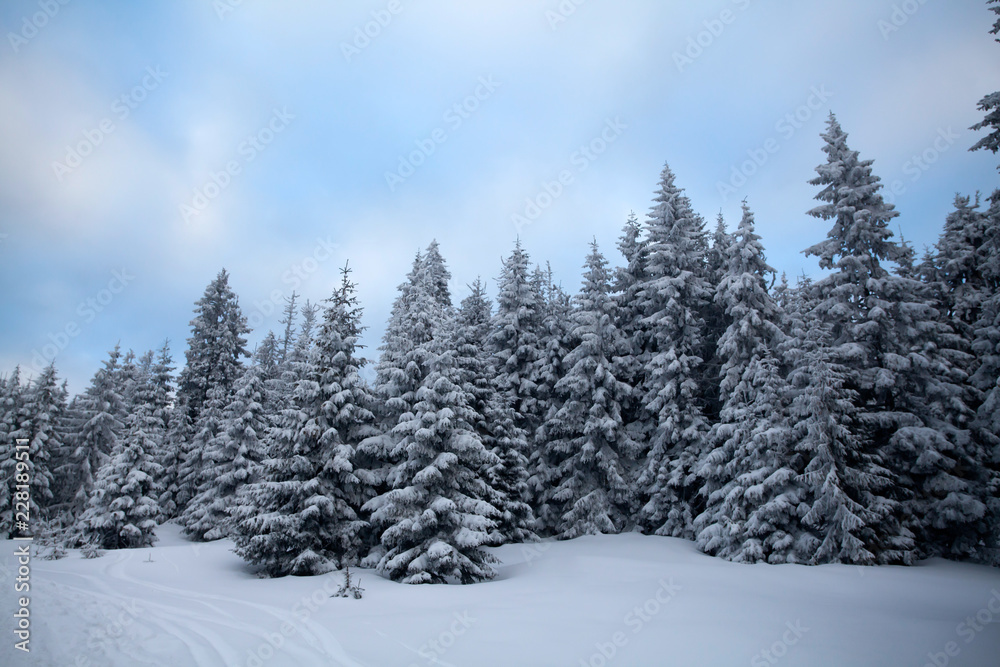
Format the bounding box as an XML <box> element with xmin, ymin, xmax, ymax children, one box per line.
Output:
<box><xmin>81</xmin><ymin>403</ymin><xmax>163</xmax><ymax>550</ymax></box>
<box><xmin>695</xmin><ymin>204</ymin><xmax>800</xmax><ymax>563</ymax></box>
<box><xmin>633</xmin><ymin>164</ymin><xmax>711</xmax><ymax>540</ymax></box>
<box><xmin>539</xmin><ymin>242</ymin><xmax>638</xmax><ymax>539</ymax></box>
<box><xmin>177</xmin><ymin>268</ymin><xmax>250</xmax><ymax>421</ymax></box>
<box><xmin>180</xmin><ymin>364</ymin><xmax>270</xmax><ymax>541</ymax></box>
<box><xmin>364</xmin><ymin>317</ymin><xmax>503</xmax><ymax>584</ymax></box>
<box><xmin>231</xmin><ymin>266</ymin><xmax>380</xmax><ymax>576</ymax></box>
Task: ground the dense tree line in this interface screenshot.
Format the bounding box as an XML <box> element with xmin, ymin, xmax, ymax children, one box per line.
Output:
<box><xmin>3</xmin><ymin>3</ymin><xmax>999</xmax><ymax>583</ymax></box>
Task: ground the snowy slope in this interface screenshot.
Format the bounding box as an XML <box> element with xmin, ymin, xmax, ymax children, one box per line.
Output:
<box><xmin>2</xmin><ymin>524</ymin><xmax>998</xmax><ymax>666</ymax></box>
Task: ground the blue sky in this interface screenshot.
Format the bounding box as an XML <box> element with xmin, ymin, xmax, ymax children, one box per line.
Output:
<box><xmin>1</xmin><ymin>0</ymin><xmax>998</xmax><ymax>394</ymax></box>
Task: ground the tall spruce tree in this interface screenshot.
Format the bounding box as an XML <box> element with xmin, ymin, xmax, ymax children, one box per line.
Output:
<box><xmin>804</xmin><ymin>114</ymin><xmax>981</xmax><ymax>561</ymax></box>
<box><xmin>634</xmin><ymin>163</ymin><xmax>712</xmax><ymax>539</ymax></box>
<box><xmin>364</xmin><ymin>315</ymin><xmax>503</xmax><ymax>584</ymax></box>
<box><xmin>541</xmin><ymin>242</ymin><xmax>638</xmax><ymax>538</ymax></box>
<box><xmin>694</xmin><ymin>204</ymin><xmax>800</xmax><ymax>563</ymax></box>
<box><xmin>453</xmin><ymin>280</ymin><xmax>535</xmax><ymax>544</ymax></box>
<box><xmin>81</xmin><ymin>402</ymin><xmax>163</xmax><ymax>550</ymax></box>
<box><xmin>177</xmin><ymin>269</ymin><xmax>250</xmax><ymax>421</ymax></box>
<box><xmin>231</xmin><ymin>265</ymin><xmax>380</xmax><ymax>575</ymax></box>
<box><xmin>490</xmin><ymin>241</ymin><xmax>545</xmax><ymax>438</ymax></box>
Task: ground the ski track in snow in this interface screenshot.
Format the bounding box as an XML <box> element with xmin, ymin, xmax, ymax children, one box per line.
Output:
<box><xmin>36</xmin><ymin>550</ymin><xmax>366</xmax><ymax>667</ymax></box>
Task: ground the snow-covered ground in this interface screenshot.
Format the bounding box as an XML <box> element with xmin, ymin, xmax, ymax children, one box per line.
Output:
<box><xmin>2</xmin><ymin>524</ymin><xmax>998</xmax><ymax>666</ymax></box>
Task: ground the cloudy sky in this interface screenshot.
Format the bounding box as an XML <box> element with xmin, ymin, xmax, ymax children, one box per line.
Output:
<box><xmin>1</xmin><ymin>0</ymin><xmax>998</xmax><ymax>394</ymax></box>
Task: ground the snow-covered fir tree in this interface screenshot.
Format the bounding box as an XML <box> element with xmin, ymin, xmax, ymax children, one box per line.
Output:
<box><xmin>365</xmin><ymin>247</ymin><xmax>454</xmax><ymax>494</ymax></box>
<box><xmin>789</xmin><ymin>315</ymin><xmax>912</xmax><ymax>565</ymax></box>
<box><xmin>633</xmin><ymin>163</ymin><xmax>712</xmax><ymax>539</ymax></box>
<box><xmin>63</xmin><ymin>346</ymin><xmax>126</xmax><ymax>522</ymax></box>
<box><xmin>452</xmin><ymin>279</ymin><xmax>535</xmax><ymax>544</ymax></box>
<box><xmin>81</xmin><ymin>402</ymin><xmax>163</xmax><ymax>550</ymax></box>
<box><xmin>14</xmin><ymin>364</ymin><xmax>64</xmax><ymax>530</ymax></box>
<box><xmin>612</xmin><ymin>212</ymin><xmax>649</xmax><ymax>468</ymax></box>
<box><xmin>176</xmin><ymin>268</ymin><xmax>250</xmax><ymax>421</ymax></box>
<box><xmin>489</xmin><ymin>241</ymin><xmax>546</xmax><ymax>512</ymax></box>
<box><xmin>231</xmin><ymin>265</ymin><xmax>380</xmax><ymax>575</ymax></box>
<box><xmin>804</xmin><ymin>114</ymin><xmax>983</xmax><ymax>561</ymax></box>
<box><xmin>158</xmin><ymin>397</ymin><xmax>192</xmax><ymax>520</ymax></box>
<box><xmin>540</xmin><ymin>241</ymin><xmax>638</xmax><ymax>539</ymax></box>
<box><xmin>528</xmin><ymin>263</ymin><xmax>574</xmax><ymax>517</ymax></box>
<box><xmin>929</xmin><ymin>195</ymin><xmax>992</xmax><ymax>342</ymax></box>
<box><xmin>700</xmin><ymin>212</ymin><xmax>735</xmax><ymax>423</ymax></box>
<box><xmin>364</xmin><ymin>315</ymin><xmax>503</xmax><ymax>584</ymax></box>
<box><xmin>694</xmin><ymin>204</ymin><xmax>800</xmax><ymax>563</ymax></box>
<box><xmin>181</xmin><ymin>363</ymin><xmax>269</xmax><ymax>541</ymax></box>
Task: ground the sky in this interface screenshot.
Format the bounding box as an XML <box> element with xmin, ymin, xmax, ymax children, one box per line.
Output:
<box><xmin>1</xmin><ymin>0</ymin><xmax>998</xmax><ymax>395</ymax></box>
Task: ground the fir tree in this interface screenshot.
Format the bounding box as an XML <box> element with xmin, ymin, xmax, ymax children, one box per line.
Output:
<box><xmin>790</xmin><ymin>316</ymin><xmax>912</xmax><ymax>565</ymax></box>
<box><xmin>453</xmin><ymin>279</ymin><xmax>535</xmax><ymax>544</ymax></box>
<box><xmin>489</xmin><ymin>240</ymin><xmax>546</xmax><ymax>519</ymax></box>
<box><xmin>528</xmin><ymin>263</ymin><xmax>573</xmax><ymax>516</ymax></box>
<box><xmin>694</xmin><ymin>204</ymin><xmax>800</xmax><ymax>563</ymax></box>
<box><xmin>81</xmin><ymin>404</ymin><xmax>163</xmax><ymax>550</ymax></box>
<box><xmin>177</xmin><ymin>269</ymin><xmax>250</xmax><ymax>421</ymax></box>
<box><xmin>232</xmin><ymin>265</ymin><xmax>380</xmax><ymax>575</ymax></box>
<box><xmin>930</xmin><ymin>194</ymin><xmax>992</xmax><ymax>342</ymax></box>
<box><xmin>364</xmin><ymin>316</ymin><xmax>503</xmax><ymax>584</ymax></box>
<box><xmin>542</xmin><ymin>242</ymin><xmax>638</xmax><ymax>538</ymax></box>
<box><xmin>158</xmin><ymin>397</ymin><xmax>192</xmax><ymax>519</ymax></box>
<box><xmin>805</xmin><ymin>114</ymin><xmax>981</xmax><ymax>561</ymax></box>
<box><xmin>181</xmin><ymin>364</ymin><xmax>269</xmax><ymax>541</ymax></box>
<box><xmin>634</xmin><ymin>163</ymin><xmax>712</xmax><ymax>539</ymax></box>
<box><xmin>366</xmin><ymin>248</ymin><xmax>452</xmax><ymax>493</ymax></box>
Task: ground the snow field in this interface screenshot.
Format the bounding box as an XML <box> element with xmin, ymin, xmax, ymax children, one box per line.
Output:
<box><xmin>2</xmin><ymin>524</ymin><xmax>998</xmax><ymax>666</ymax></box>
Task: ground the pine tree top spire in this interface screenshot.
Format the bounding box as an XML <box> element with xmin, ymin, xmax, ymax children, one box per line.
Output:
<box><xmin>805</xmin><ymin>113</ymin><xmax>907</xmax><ymax>270</ymax></box>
